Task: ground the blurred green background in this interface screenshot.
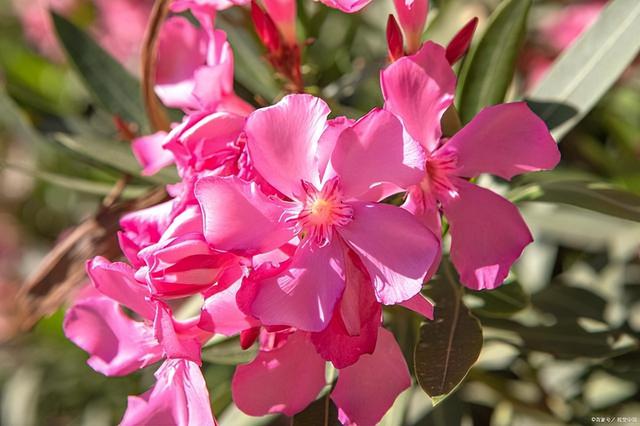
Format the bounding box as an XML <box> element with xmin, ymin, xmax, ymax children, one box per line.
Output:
<box><xmin>1</xmin><ymin>0</ymin><xmax>640</xmax><ymax>425</ymax></box>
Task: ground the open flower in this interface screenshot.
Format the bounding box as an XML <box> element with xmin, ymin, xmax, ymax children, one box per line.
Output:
<box><xmin>232</xmin><ymin>327</ymin><xmax>411</xmax><ymax>425</ymax></box>
<box><xmin>381</xmin><ymin>42</ymin><xmax>561</xmax><ymax>290</ymax></box>
<box><xmin>195</xmin><ymin>94</ymin><xmax>439</xmax><ymax>332</ymax></box>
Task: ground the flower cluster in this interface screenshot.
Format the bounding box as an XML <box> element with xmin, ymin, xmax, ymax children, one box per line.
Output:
<box><xmin>63</xmin><ymin>0</ymin><xmax>560</xmax><ymax>425</ymax></box>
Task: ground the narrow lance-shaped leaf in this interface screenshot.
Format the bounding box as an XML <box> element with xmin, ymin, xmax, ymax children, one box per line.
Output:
<box><xmin>509</xmin><ymin>179</ymin><xmax>640</xmax><ymax>223</ymax></box>
<box><xmin>466</xmin><ymin>280</ymin><xmax>529</xmax><ymax>318</ymax></box>
<box><xmin>527</xmin><ymin>0</ymin><xmax>640</xmax><ymax>141</ymax></box>
<box><xmin>414</xmin><ymin>260</ymin><xmax>483</xmax><ymax>404</ymax></box>
<box><xmin>456</xmin><ymin>0</ymin><xmax>532</xmax><ymax>123</ymax></box>
<box><xmin>51</xmin><ymin>12</ymin><xmax>148</xmax><ymax>129</ymax></box>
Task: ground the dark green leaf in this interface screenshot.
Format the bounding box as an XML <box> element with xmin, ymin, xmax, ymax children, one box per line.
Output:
<box><xmin>292</xmin><ymin>394</ymin><xmax>340</xmax><ymax>426</ymax></box>
<box><xmin>51</xmin><ymin>12</ymin><xmax>147</xmax><ymax>127</ymax></box>
<box><xmin>482</xmin><ymin>318</ymin><xmax>615</xmax><ymax>359</ymax></box>
<box><xmin>526</xmin><ymin>0</ymin><xmax>640</xmax><ymax>141</ymax></box>
<box><xmin>467</xmin><ymin>280</ymin><xmax>529</xmax><ymax>318</ymax></box>
<box><xmin>532</xmin><ymin>284</ymin><xmax>607</xmax><ymax>321</ymax></box>
<box><xmin>509</xmin><ymin>179</ymin><xmax>640</xmax><ymax>222</ymax></box>
<box><xmin>53</xmin><ymin>133</ymin><xmax>178</xmax><ymax>185</ymax></box>
<box><xmin>414</xmin><ymin>261</ymin><xmax>483</xmax><ymax>403</ymax></box>
<box><xmin>201</xmin><ymin>337</ymin><xmax>257</xmax><ymax>366</ymax></box>
<box><xmin>457</xmin><ymin>0</ymin><xmax>531</xmax><ymax>123</ymax></box>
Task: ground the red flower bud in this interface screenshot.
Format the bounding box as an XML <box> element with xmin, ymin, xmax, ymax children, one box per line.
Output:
<box><xmin>446</xmin><ymin>17</ymin><xmax>478</xmax><ymax>65</ymax></box>
<box><xmin>386</xmin><ymin>15</ymin><xmax>404</xmax><ymax>62</ymax></box>
<box><xmin>240</xmin><ymin>327</ymin><xmax>261</xmax><ymax>350</ymax></box>
<box><xmin>251</xmin><ymin>0</ymin><xmax>282</xmax><ymax>53</ymax></box>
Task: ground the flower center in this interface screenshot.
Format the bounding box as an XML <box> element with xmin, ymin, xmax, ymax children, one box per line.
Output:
<box><xmin>420</xmin><ymin>152</ymin><xmax>459</xmax><ymax>201</ymax></box>
<box><xmin>293</xmin><ymin>177</ymin><xmax>353</xmax><ymax>246</ymax></box>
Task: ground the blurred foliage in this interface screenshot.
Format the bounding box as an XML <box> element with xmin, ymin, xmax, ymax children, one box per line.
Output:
<box><xmin>1</xmin><ymin>0</ymin><xmax>640</xmax><ymax>425</ymax></box>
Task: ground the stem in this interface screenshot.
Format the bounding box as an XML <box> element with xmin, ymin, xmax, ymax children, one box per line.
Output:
<box><xmin>141</xmin><ymin>0</ymin><xmax>171</xmax><ymax>132</ymax></box>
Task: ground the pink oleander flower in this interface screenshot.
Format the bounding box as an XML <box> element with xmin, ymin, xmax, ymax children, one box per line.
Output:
<box><xmin>393</xmin><ymin>0</ymin><xmax>428</xmax><ymax>54</ymax></box>
<box><xmin>155</xmin><ymin>13</ymin><xmax>253</xmax><ymax>114</ymax></box>
<box><xmin>381</xmin><ymin>42</ymin><xmax>561</xmax><ymax>290</ymax></box>
<box><xmin>194</xmin><ymin>94</ymin><xmax>440</xmax><ymax>333</ymax></box>
<box><xmin>232</xmin><ymin>327</ymin><xmax>411</xmax><ymax>425</ymax></box>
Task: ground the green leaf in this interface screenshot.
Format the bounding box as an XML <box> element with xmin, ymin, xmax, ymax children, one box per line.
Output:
<box><xmin>532</xmin><ymin>284</ymin><xmax>607</xmax><ymax>322</ymax></box>
<box><xmin>457</xmin><ymin>0</ymin><xmax>531</xmax><ymax>123</ymax></box>
<box><xmin>201</xmin><ymin>337</ymin><xmax>257</xmax><ymax>366</ymax></box>
<box><xmin>292</xmin><ymin>394</ymin><xmax>340</xmax><ymax>426</ymax></box>
<box><xmin>509</xmin><ymin>179</ymin><xmax>640</xmax><ymax>222</ymax></box>
<box><xmin>527</xmin><ymin>0</ymin><xmax>640</xmax><ymax>141</ymax></box>
<box><xmin>0</xmin><ymin>163</ymin><xmax>148</xmax><ymax>199</ymax></box>
<box><xmin>414</xmin><ymin>261</ymin><xmax>483</xmax><ymax>404</ymax></box>
<box><xmin>217</xmin><ymin>10</ymin><xmax>280</xmax><ymax>102</ymax></box>
<box><xmin>467</xmin><ymin>280</ymin><xmax>529</xmax><ymax>318</ymax></box>
<box><xmin>53</xmin><ymin>133</ymin><xmax>178</xmax><ymax>185</ymax></box>
<box><xmin>51</xmin><ymin>12</ymin><xmax>148</xmax><ymax>128</ymax></box>
<box><xmin>482</xmin><ymin>319</ymin><xmax>615</xmax><ymax>359</ymax></box>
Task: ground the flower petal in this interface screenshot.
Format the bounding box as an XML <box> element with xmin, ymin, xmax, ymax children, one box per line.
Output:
<box><xmin>399</xmin><ymin>293</ymin><xmax>434</xmax><ymax>320</ymax></box>
<box><xmin>232</xmin><ymin>332</ymin><xmax>326</xmax><ymax>416</ymax></box>
<box><xmin>331</xmin><ymin>108</ymin><xmax>424</xmax><ymax>200</ymax></box>
<box><xmin>64</xmin><ymin>296</ymin><xmax>162</xmax><ymax>376</ymax></box>
<box><xmin>121</xmin><ymin>359</ymin><xmax>216</xmax><ymax>426</ymax></box>
<box><xmin>331</xmin><ymin>327</ymin><xmax>411</xmax><ymax>425</ymax></box>
<box><xmin>437</xmin><ymin>102</ymin><xmax>560</xmax><ymax>180</ymax></box>
<box><xmin>86</xmin><ymin>257</ymin><xmax>155</xmax><ymax>320</ymax></box>
<box><xmin>340</xmin><ymin>202</ymin><xmax>439</xmax><ymax>305</ymax></box>
<box><xmin>310</xmin><ymin>250</ymin><xmax>381</xmax><ymax>368</ymax></box>
<box><xmin>250</xmin><ymin>239</ymin><xmax>346</xmax><ymax>332</ymax></box>
<box><xmin>443</xmin><ymin>178</ymin><xmax>533</xmax><ymax>290</ymax></box>
<box><xmin>195</xmin><ymin>176</ymin><xmax>293</xmax><ymax>253</ymax></box>
<box><xmin>381</xmin><ymin>41</ymin><xmax>456</xmax><ymax>152</ymax></box>
<box><xmin>317</xmin><ymin>0</ymin><xmax>371</xmax><ymax>13</ymax></box>
<box><xmin>245</xmin><ymin>94</ymin><xmax>329</xmax><ymax>198</ymax></box>
<box><xmin>132</xmin><ymin>131</ymin><xmax>173</xmax><ymax>176</ymax></box>
<box><xmin>199</xmin><ymin>280</ymin><xmax>260</xmax><ymax>335</ymax></box>
<box><xmin>155</xmin><ymin>17</ymin><xmax>207</xmax><ymax>109</ymax></box>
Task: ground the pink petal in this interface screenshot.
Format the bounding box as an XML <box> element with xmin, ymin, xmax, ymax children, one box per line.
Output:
<box><xmin>86</xmin><ymin>257</ymin><xmax>155</xmax><ymax>320</ymax></box>
<box><xmin>445</xmin><ymin>17</ymin><xmax>478</xmax><ymax>65</ymax></box>
<box><xmin>245</xmin><ymin>94</ymin><xmax>329</xmax><ymax>198</ymax></box>
<box><xmin>310</xmin><ymin>250</ymin><xmax>381</xmax><ymax>368</ymax></box>
<box><xmin>318</xmin><ymin>116</ymin><xmax>355</xmax><ymax>182</ymax></box>
<box><xmin>381</xmin><ymin>41</ymin><xmax>456</xmax><ymax>153</ymax></box>
<box><xmin>64</xmin><ymin>296</ymin><xmax>163</xmax><ymax>376</ymax></box>
<box><xmin>199</xmin><ymin>280</ymin><xmax>260</xmax><ymax>335</ymax></box>
<box><xmin>153</xmin><ymin>303</ymin><xmax>203</xmax><ymax>363</ymax></box>
<box><xmin>340</xmin><ymin>202</ymin><xmax>439</xmax><ymax>305</ymax></box>
<box><xmin>393</xmin><ymin>0</ymin><xmax>428</xmax><ymax>53</ymax></box>
<box><xmin>331</xmin><ymin>108</ymin><xmax>424</xmax><ymax>200</ymax></box>
<box><xmin>437</xmin><ymin>102</ymin><xmax>560</xmax><ymax>180</ymax></box>
<box><xmin>443</xmin><ymin>178</ymin><xmax>533</xmax><ymax>290</ymax></box>
<box><xmin>250</xmin><ymin>239</ymin><xmax>346</xmax><ymax>332</ymax></box>
<box><xmin>155</xmin><ymin>17</ymin><xmax>207</xmax><ymax>109</ymax></box>
<box><xmin>232</xmin><ymin>332</ymin><xmax>326</xmax><ymax>416</ymax></box>
<box><xmin>195</xmin><ymin>176</ymin><xmax>293</xmax><ymax>253</ymax></box>
<box><xmin>121</xmin><ymin>359</ymin><xmax>216</xmax><ymax>426</ymax></box>
<box><xmin>400</xmin><ymin>293</ymin><xmax>434</xmax><ymax>320</ymax></box>
<box><xmin>132</xmin><ymin>131</ymin><xmax>174</xmax><ymax>176</ymax></box>
<box><xmin>317</xmin><ymin>0</ymin><xmax>372</xmax><ymax>13</ymax></box>
<box><xmin>331</xmin><ymin>328</ymin><xmax>411</xmax><ymax>425</ymax></box>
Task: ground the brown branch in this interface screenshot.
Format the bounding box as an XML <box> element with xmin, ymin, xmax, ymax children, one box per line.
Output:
<box><xmin>141</xmin><ymin>0</ymin><xmax>172</xmax><ymax>132</ymax></box>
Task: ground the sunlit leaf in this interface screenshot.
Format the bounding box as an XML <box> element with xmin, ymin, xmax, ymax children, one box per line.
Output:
<box><xmin>53</xmin><ymin>133</ymin><xmax>178</xmax><ymax>185</ymax></box>
<box><xmin>51</xmin><ymin>12</ymin><xmax>148</xmax><ymax>128</ymax></box>
<box><xmin>467</xmin><ymin>280</ymin><xmax>529</xmax><ymax>318</ymax></box>
<box><xmin>414</xmin><ymin>261</ymin><xmax>483</xmax><ymax>404</ymax></box>
<box><xmin>457</xmin><ymin>0</ymin><xmax>531</xmax><ymax>123</ymax></box>
<box><xmin>527</xmin><ymin>0</ymin><xmax>640</xmax><ymax>141</ymax></box>
<box><xmin>509</xmin><ymin>179</ymin><xmax>640</xmax><ymax>222</ymax></box>
<box><xmin>201</xmin><ymin>337</ymin><xmax>257</xmax><ymax>366</ymax></box>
